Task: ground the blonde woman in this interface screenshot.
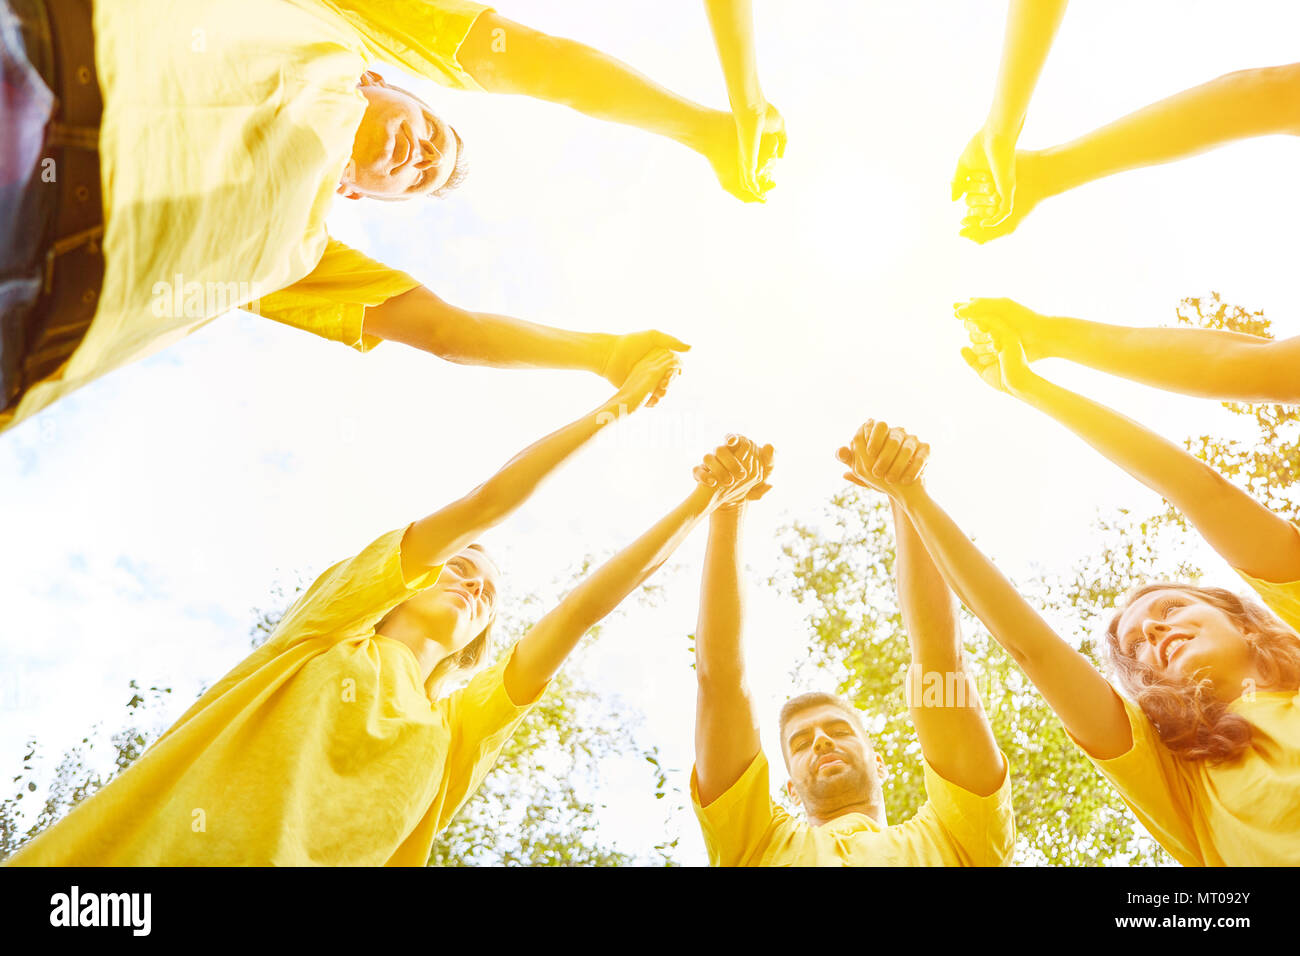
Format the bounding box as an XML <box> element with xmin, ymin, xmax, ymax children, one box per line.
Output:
<box><xmin>843</xmin><ymin>402</ymin><xmax>1300</xmax><ymax>865</ymax></box>
<box><xmin>6</xmin><ymin>351</ymin><xmax>780</xmax><ymax>865</ymax></box>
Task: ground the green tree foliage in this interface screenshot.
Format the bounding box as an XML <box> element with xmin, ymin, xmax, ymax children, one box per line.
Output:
<box><xmin>772</xmin><ymin>295</ymin><xmax>1292</xmax><ymax>866</ymax></box>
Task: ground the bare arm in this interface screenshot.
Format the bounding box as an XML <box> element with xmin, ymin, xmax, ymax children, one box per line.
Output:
<box><xmin>892</xmin><ymin>501</ymin><xmax>1005</xmax><ymax>796</ymax></box>
<box><xmin>458</xmin><ymin>12</ymin><xmax>719</xmax><ymax>156</ymax></box>
<box><xmin>505</xmin><ymin>485</ymin><xmax>715</xmax><ymax>703</ymax></box>
<box><xmin>957</xmin><ymin>297</ymin><xmax>1300</xmax><ymax>405</ymax></box>
<box><xmin>1039</xmin><ymin>64</ymin><xmax>1300</xmax><ymax>199</ymax></box>
<box><xmin>693</xmin><ymin>504</ymin><xmax>762</xmax><ymax>805</ymax></box>
<box><xmin>897</xmin><ymin>482</ymin><xmax>1133</xmax><ymax>759</ymax></box>
<box><xmin>954</xmin><ymin>0</ymin><xmax>1070</xmax><ymax>222</ymax></box>
<box><xmin>985</xmin><ymin>0</ymin><xmax>1071</xmax><ymax>138</ymax></box>
<box><xmin>983</xmin><ymin>343</ymin><xmax>1300</xmax><ymax>582</ymax></box>
<box><xmin>843</xmin><ymin>420</ymin><xmax>1131</xmax><ymax>760</ymax></box>
<box><xmin>961</xmin><ymin>64</ymin><xmax>1300</xmax><ymax>240</ymax></box>
<box><xmin>363</xmin><ymin>285</ymin><xmax>688</xmax><ymax>386</ymax></box>
<box><xmin>400</xmin><ymin>351</ymin><xmax>679</xmax><ymax>577</ymax></box>
<box><xmin>704</xmin><ymin>1</ymin><xmax>784</xmax><ymax>200</ymax></box>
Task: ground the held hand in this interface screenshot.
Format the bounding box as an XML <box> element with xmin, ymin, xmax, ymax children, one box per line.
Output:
<box><xmin>601</xmin><ymin>330</ymin><xmax>691</xmax><ymax>394</ymax></box>
<box><xmin>954</xmin><ymin>297</ymin><xmax>1051</xmax><ymax>362</ymax></box>
<box><xmin>959</xmin><ymin>324</ymin><xmax>1035</xmax><ymax>396</ymax></box>
<box><xmin>952</xmin><ymin>126</ymin><xmax>1018</xmax><ymax>227</ymax></box>
<box><xmin>957</xmin><ymin>150</ymin><xmax>1048</xmax><ymax>243</ymax></box>
<box><xmin>693</xmin><ymin>435</ymin><xmax>775</xmax><ymax>510</ymax></box>
<box><xmin>611</xmin><ymin>348</ymin><xmax>682</xmax><ymax>412</ymax></box>
<box><xmin>734</xmin><ymin>102</ymin><xmax>787</xmax><ymax>200</ymax></box>
<box><xmin>705</xmin><ymin>106</ymin><xmax>787</xmax><ymax>203</ymax></box>
<box><xmin>836</xmin><ymin>420</ymin><xmax>930</xmax><ymax>498</ymax></box>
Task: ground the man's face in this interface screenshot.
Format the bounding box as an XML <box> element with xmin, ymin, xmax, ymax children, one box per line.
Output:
<box><xmin>340</xmin><ymin>73</ymin><xmax>461</xmax><ymax>200</ymax></box>
<box><xmin>781</xmin><ymin>702</ymin><xmax>882</xmax><ymax>813</ymax></box>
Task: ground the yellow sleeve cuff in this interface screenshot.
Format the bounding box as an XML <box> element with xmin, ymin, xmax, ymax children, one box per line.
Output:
<box><xmin>920</xmin><ymin>751</ymin><xmax>1017</xmax><ymax>866</ymax></box>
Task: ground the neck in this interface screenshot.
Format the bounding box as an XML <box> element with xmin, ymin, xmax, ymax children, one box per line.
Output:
<box><xmin>374</xmin><ymin>608</ymin><xmax>452</xmax><ymax>683</ymax></box>
<box><xmin>806</xmin><ymin>796</ymin><xmax>886</xmax><ymax>828</ymax></box>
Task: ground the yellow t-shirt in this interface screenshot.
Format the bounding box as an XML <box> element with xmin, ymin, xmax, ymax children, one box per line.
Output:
<box><xmin>1079</xmin><ymin>574</ymin><xmax>1300</xmax><ymax>867</ymax></box>
<box><xmin>691</xmin><ymin>752</ymin><xmax>1016</xmax><ymax>867</ymax></box>
<box><xmin>1</xmin><ymin>0</ymin><xmax>488</xmax><ymax>435</ymax></box>
<box><xmin>7</xmin><ymin>527</ymin><xmax>542</xmax><ymax>866</ymax></box>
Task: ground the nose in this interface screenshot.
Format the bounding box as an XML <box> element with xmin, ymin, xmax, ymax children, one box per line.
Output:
<box><xmin>1141</xmin><ymin>618</ymin><xmax>1168</xmax><ymax>645</ymax></box>
<box><xmin>812</xmin><ymin>730</ymin><xmax>834</xmax><ymax>755</ymax></box>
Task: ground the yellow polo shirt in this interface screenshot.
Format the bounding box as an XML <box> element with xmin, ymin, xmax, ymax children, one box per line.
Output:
<box><xmin>7</xmin><ymin>527</ymin><xmax>542</xmax><ymax>866</ymax></box>
<box><xmin>692</xmin><ymin>752</ymin><xmax>1016</xmax><ymax>867</ymax></box>
<box><xmin>1078</xmin><ymin>573</ymin><xmax>1300</xmax><ymax>866</ymax></box>
<box><xmin>1</xmin><ymin>0</ymin><xmax>488</xmax><ymax>434</ymax></box>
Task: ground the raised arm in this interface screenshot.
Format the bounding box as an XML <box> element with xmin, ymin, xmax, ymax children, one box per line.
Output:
<box><xmin>400</xmin><ymin>350</ymin><xmax>679</xmax><ymax>577</ymax></box>
<box><xmin>956</xmin><ymin>297</ymin><xmax>1300</xmax><ymax>406</ymax></box>
<box><xmin>455</xmin><ymin>12</ymin><xmax>779</xmax><ymax>202</ymax></box>
<box><xmin>842</xmin><ymin>420</ymin><xmax>1131</xmax><ymax>759</ymax></box>
<box><xmin>963</xmin><ymin>328</ymin><xmax>1300</xmax><ymax>583</ymax></box>
<box><xmin>506</xmin><ymin>435</ymin><xmax>774</xmax><ymax>704</ymax></box>
<box><xmin>836</xmin><ymin>429</ymin><xmax>1004</xmax><ymax>794</ymax></box>
<box><xmin>692</xmin><ymin>437</ymin><xmax>775</xmax><ymax>805</ymax></box>
<box><xmin>953</xmin><ymin>0</ymin><xmax>1070</xmax><ymax>225</ymax></box>
<box><xmin>363</xmin><ymin>285</ymin><xmax>689</xmax><ymax>390</ymax></box>
<box><xmin>960</xmin><ymin>63</ymin><xmax>1300</xmax><ymax>241</ymax></box>
<box><xmin>704</xmin><ymin>0</ymin><xmax>786</xmax><ymax>201</ymax></box>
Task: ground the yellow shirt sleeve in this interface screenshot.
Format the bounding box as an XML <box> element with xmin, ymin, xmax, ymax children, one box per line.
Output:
<box><xmin>249</xmin><ymin>239</ymin><xmax>422</xmax><ymax>352</ymax></box>
<box><xmin>1071</xmin><ymin>694</ymin><xmax>1206</xmax><ymax>866</ymax></box>
<box><xmin>691</xmin><ymin>752</ymin><xmax>787</xmax><ymax>867</ymax></box>
<box><xmin>325</xmin><ymin>0</ymin><xmax>493</xmax><ymax>90</ymax></box>
<box><xmin>907</xmin><ymin>754</ymin><xmax>1017</xmax><ymax>866</ymax></box>
<box><xmin>430</xmin><ymin>647</ymin><xmax>548</xmax><ymax>832</ymax></box>
<box><xmin>270</xmin><ymin>525</ymin><xmax>441</xmax><ymax>650</ymax></box>
<box><xmin>1235</xmin><ymin>567</ymin><xmax>1300</xmax><ymax>635</ymax></box>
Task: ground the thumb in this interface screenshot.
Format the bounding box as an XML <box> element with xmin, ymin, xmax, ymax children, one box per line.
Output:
<box><xmin>960</xmin><ymin>347</ymin><xmax>983</xmax><ymax>375</ymax></box>
<box><xmin>843</xmin><ymin>471</ymin><xmax>869</xmax><ymax>488</ymax></box>
<box><xmin>654</xmin><ymin>332</ymin><xmax>691</xmax><ymax>353</ymax></box>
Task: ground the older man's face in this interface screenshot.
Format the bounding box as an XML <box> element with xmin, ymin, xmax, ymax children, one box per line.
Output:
<box><xmin>340</xmin><ymin>75</ymin><xmax>461</xmax><ymax>200</ymax></box>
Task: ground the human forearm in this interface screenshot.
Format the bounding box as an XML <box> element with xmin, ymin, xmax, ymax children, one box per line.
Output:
<box><xmin>461</xmin><ymin>14</ymin><xmax>719</xmax><ymax>153</ymax></box>
<box><xmin>895</xmin><ymin>484</ymin><xmax>1130</xmax><ymax>757</ymax></box>
<box><xmin>694</xmin><ymin>505</ymin><xmax>762</xmax><ymax>805</ymax></box>
<box><xmin>363</xmin><ymin>286</ymin><xmax>608</xmax><ymax>375</ymax></box>
<box><xmin>505</xmin><ymin>485</ymin><xmax>714</xmax><ymax>701</ymax></box>
<box><xmin>1044</xmin><ymin>317</ymin><xmax>1300</xmax><ymax>405</ymax></box>
<box><xmin>892</xmin><ymin>500</ymin><xmax>961</xmax><ymax>673</ymax></box>
<box><xmin>1011</xmin><ymin>370</ymin><xmax>1300</xmax><ymax>580</ymax></box>
<box><xmin>705</xmin><ymin>0</ymin><xmax>764</xmax><ymax>111</ymax></box>
<box><xmin>1038</xmin><ymin>64</ymin><xmax>1300</xmax><ymax>196</ymax></box>
<box><xmin>401</xmin><ymin>394</ymin><xmax>628</xmax><ymax>572</ymax></box>
<box><xmin>985</xmin><ymin>0</ymin><xmax>1070</xmax><ymax>136</ymax></box>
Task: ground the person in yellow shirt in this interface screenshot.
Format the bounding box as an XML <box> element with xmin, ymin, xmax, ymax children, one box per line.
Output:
<box><xmin>690</xmin><ymin>432</ymin><xmax>1015</xmax><ymax>867</ymax></box>
<box><xmin>5</xmin><ymin>350</ymin><xmax>790</xmax><ymax>866</ymax></box>
<box><xmin>877</xmin><ymin>329</ymin><xmax>1300</xmax><ymax>865</ymax></box>
<box><xmin>1</xmin><ymin>0</ymin><xmax>784</xmax><ymax>435</ymax></box>
<box><xmin>953</xmin><ymin>0</ymin><xmax>1300</xmax><ymax>242</ymax></box>
<box><xmin>957</xmin><ymin>297</ymin><xmax>1300</xmax><ymax>407</ymax></box>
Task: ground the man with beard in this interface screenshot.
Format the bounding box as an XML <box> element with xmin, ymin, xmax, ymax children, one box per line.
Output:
<box><xmin>689</xmin><ymin>428</ymin><xmax>1015</xmax><ymax>866</ymax></box>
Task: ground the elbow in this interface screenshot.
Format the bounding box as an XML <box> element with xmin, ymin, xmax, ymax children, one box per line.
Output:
<box><xmin>462</xmin><ymin>481</ymin><xmax>514</xmax><ymax>529</ymax></box>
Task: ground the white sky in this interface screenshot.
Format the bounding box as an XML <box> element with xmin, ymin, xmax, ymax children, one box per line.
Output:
<box><xmin>2</xmin><ymin>0</ymin><xmax>1298</xmax><ymax>865</ymax></box>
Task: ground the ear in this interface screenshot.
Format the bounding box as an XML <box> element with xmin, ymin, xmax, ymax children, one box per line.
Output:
<box><xmin>337</xmin><ymin>161</ymin><xmax>364</xmax><ymax>200</ymax></box>
<box><xmin>358</xmin><ymin>70</ymin><xmax>385</xmax><ymax>88</ymax></box>
<box><xmin>874</xmin><ymin>752</ymin><xmax>887</xmax><ymax>779</ymax></box>
<box><xmin>785</xmin><ymin>779</ymin><xmax>801</xmax><ymax>807</ymax></box>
